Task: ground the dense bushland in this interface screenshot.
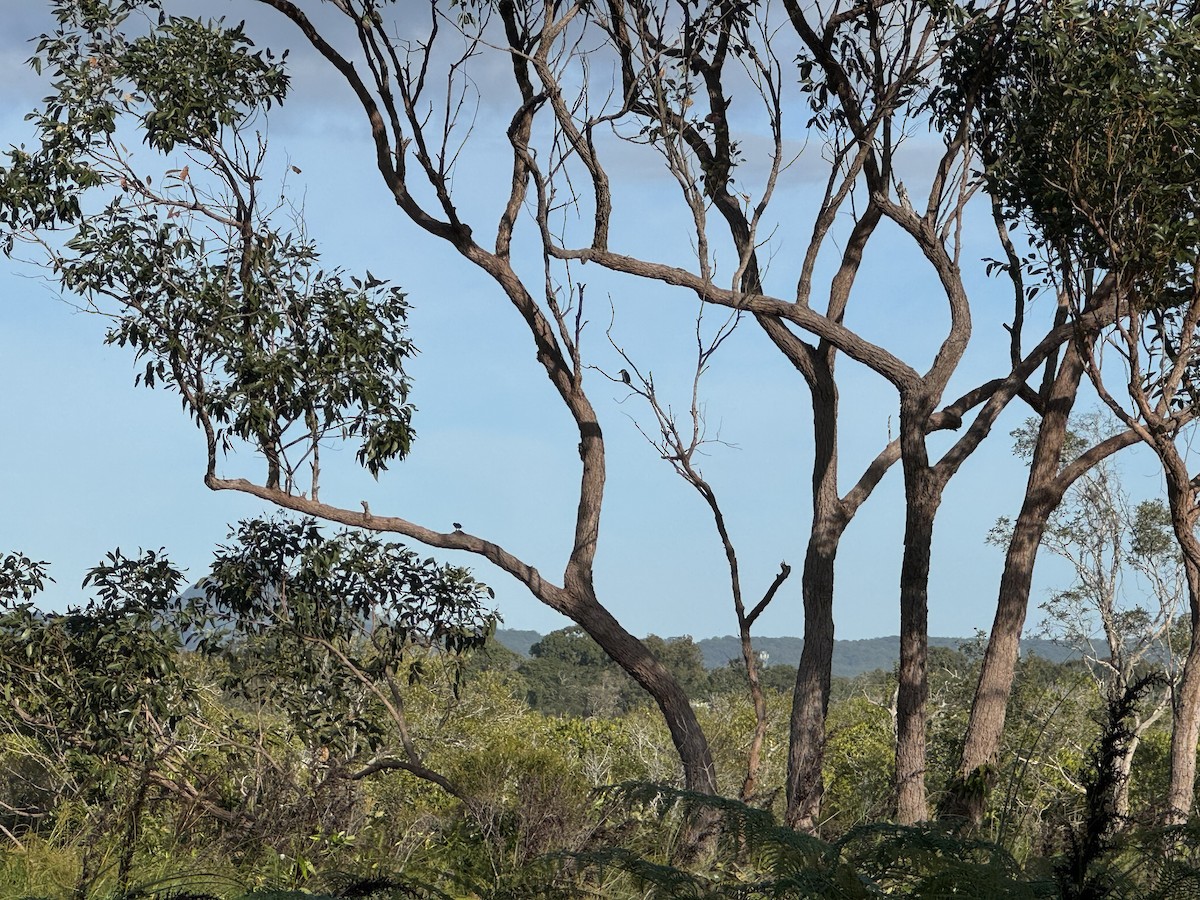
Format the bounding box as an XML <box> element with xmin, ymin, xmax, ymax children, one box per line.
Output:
<box><xmin>2</xmin><ymin>549</ymin><xmax>1196</xmax><ymax>899</ymax></box>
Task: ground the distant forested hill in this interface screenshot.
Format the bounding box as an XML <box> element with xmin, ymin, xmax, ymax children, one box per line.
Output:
<box><xmin>493</xmin><ymin>629</ymin><xmax>1077</xmax><ymax>678</ymax></box>
<box><xmin>492</xmin><ymin>628</ymin><xmax>541</xmax><ymax>657</ymax></box>
<box><xmin>694</xmin><ymin>635</ymin><xmax>1077</xmax><ymax>676</ymax></box>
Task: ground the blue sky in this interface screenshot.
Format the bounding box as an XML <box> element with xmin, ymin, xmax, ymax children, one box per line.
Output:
<box><xmin>1</xmin><ymin>2</ymin><xmax>1160</xmax><ymax>642</ymax></box>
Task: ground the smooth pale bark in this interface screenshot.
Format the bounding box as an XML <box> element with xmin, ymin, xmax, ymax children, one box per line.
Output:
<box><xmin>1113</xmin><ymin>710</ymin><xmax>1159</xmax><ymax>821</ymax></box>
<box><xmin>1114</xmin><ymin>739</ymin><xmax>1135</xmax><ymax>821</ymax></box>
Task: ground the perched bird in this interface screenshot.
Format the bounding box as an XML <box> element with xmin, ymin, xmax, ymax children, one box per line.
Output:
<box><xmin>361</xmin><ymin>500</ymin><xmax>372</xmax><ymax>521</ymax></box>
<box><xmin>619</xmin><ymin>368</ymin><xmax>631</xmax><ymax>384</ymax></box>
<box><xmin>453</xmin><ymin>522</ymin><xmax>464</xmax><ymax>531</ymax></box>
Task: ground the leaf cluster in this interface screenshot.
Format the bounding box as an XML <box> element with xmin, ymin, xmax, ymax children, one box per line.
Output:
<box><xmin>0</xmin><ymin>548</ymin><xmax>193</xmax><ymax>763</ymax></box>
<box><xmin>0</xmin><ymin>0</ymin><xmax>411</xmax><ymax>485</ymax></box>
<box><xmin>200</xmin><ymin>517</ymin><xmax>498</xmax><ymax>753</ymax></box>
<box><xmin>1</xmin><ymin>1</ymin><xmax>285</xmax><ymax>234</ymax></box>
<box><xmin>70</xmin><ymin>205</ymin><xmax>419</xmax><ymax>480</ymax></box>
<box><xmin>942</xmin><ymin>0</ymin><xmax>1200</xmax><ymax>298</ymax></box>
<box><xmin>0</xmin><ymin>553</ymin><xmax>53</xmax><ymax>606</ymax></box>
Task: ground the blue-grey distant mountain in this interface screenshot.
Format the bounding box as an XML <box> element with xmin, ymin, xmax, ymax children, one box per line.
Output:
<box><xmin>492</xmin><ymin>629</ymin><xmax>1078</xmax><ymax>678</ymax></box>
<box><xmin>693</xmin><ymin>634</ymin><xmax>1078</xmax><ymax>677</ymax></box>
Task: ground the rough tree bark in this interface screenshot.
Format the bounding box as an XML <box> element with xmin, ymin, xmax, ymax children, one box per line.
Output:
<box><xmin>895</xmin><ymin>406</ymin><xmax>940</xmax><ymax>823</ymax></box>
<box><xmin>946</xmin><ymin>335</ymin><xmax>1141</xmax><ymax>823</ymax></box>
<box><xmin>787</xmin><ymin>365</ymin><xmax>841</xmax><ymax>831</ymax></box>
<box><xmin>946</xmin><ymin>337</ymin><xmax>1087</xmax><ymax>822</ymax></box>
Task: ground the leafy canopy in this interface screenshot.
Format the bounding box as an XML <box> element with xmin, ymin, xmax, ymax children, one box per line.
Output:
<box><xmin>943</xmin><ymin>0</ymin><xmax>1200</xmax><ymax>299</ymax></box>
<box><xmin>201</xmin><ymin>516</ymin><xmax>498</xmax><ymax>753</ymax></box>
<box><xmin>0</xmin><ymin>0</ymin><xmax>415</xmax><ymax>488</ymax></box>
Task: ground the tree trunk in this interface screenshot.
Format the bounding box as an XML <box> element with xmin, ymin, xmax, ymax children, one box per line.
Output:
<box><xmin>1156</xmin><ymin>454</ymin><xmax>1200</xmax><ymax>826</ymax></box>
<box><xmin>1114</xmin><ymin>730</ymin><xmax>1138</xmax><ymax>821</ymax></box>
<box><xmin>1166</xmin><ymin>638</ymin><xmax>1200</xmax><ymax>824</ymax></box>
<box><xmin>1165</xmin><ymin>563</ymin><xmax>1200</xmax><ymax>825</ymax></box>
<box><xmin>786</xmin><ymin>375</ymin><xmax>842</xmax><ymax>832</ymax></box>
<box><xmin>895</xmin><ymin>406</ymin><xmax>939</xmax><ymax>824</ymax></box>
<box><xmin>945</xmin><ymin>345</ymin><xmax>1086</xmax><ymax>823</ymax></box>
<box><xmin>740</xmin><ymin>627</ymin><xmax>769</xmax><ymax>802</ymax></box>
<box><xmin>787</xmin><ymin>527</ymin><xmax>838</xmax><ymax>831</ymax></box>
<box><xmin>568</xmin><ymin>583</ymin><xmax>719</xmax><ymax>796</ymax></box>
<box><xmin>942</xmin><ymin>523</ymin><xmax>1040</xmax><ymax>822</ymax></box>
<box><xmin>556</xmin><ymin>576</ymin><xmax>719</xmax><ymax>861</ymax></box>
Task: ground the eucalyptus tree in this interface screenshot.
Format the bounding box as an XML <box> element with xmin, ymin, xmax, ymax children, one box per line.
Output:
<box><xmin>0</xmin><ymin>548</ymin><xmax>198</xmax><ymax>891</ymax></box>
<box><xmin>403</xmin><ymin>0</ymin><xmax>1099</xmax><ymax>827</ymax></box>
<box><xmin>940</xmin><ymin>319</ymin><xmax>1151</xmax><ymax>825</ymax></box>
<box><xmin>956</xmin><ymin>0</ymin><xmax>1200</xmax><ymax>823</ymax></box>
<box><xmin>991</xmin><ymin>417</ymin><xmax>1183</xmax><ymax>822</ymax></box>
<box><xmin>591</xmin><ymin>0</ymin><xmax>958</xmax><ymax>826</ymax></box>
<box><xmin>0</xmin><ymin>0</ymin><xmax>722</xmax><ymax>802</ymax></box>
<box><xmin>588</xmin><ymin>0</ymin><xmax>1120</xmax><ymax>824</ymax></box>
<box><xmin>935</xmin><ymin>0</ymin><xmax>1166</xmax><ymax>825</ymax></box>
<box><xmin>946</xmin><ymin>334</ymin><xmax>1141</xmax><ymax>824</ymax></box>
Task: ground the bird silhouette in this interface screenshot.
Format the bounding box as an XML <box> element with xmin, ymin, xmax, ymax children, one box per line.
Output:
<box><xmin>453</xmin><ymin>522</ymin><xmax>463</xmax><ymax>531</ymax></box>
<box><xmin>619</xmin><ymin>368</ymin><xmax>631</xmax><ymax>384</ymax></box>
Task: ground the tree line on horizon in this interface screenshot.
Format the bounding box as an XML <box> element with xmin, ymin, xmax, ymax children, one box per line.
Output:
<box><xmin>493</xmin><ymin>627</ymin><xmax>1081</xmax><ymax>673</ymax></box>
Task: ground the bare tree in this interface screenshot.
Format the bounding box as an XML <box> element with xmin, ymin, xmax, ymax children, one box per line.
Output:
<box><xmin>609</xmin><ymin>310</ymin><xmax>791</xmax><ymax>801</ymax></box>
<box><xmin>577</xmin><ymin>0</ymin><xmax>1116</xmax><ymax>823</ymax></box>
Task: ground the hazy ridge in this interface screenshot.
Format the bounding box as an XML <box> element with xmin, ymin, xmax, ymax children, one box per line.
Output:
<box><xmin>493</xmin><ymin>629</ymin><xmax>1077</xmax><ymax>678</ymax></box>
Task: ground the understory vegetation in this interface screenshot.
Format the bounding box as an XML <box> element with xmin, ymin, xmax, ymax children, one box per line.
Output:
<box><xmin>3</xmin><ymin>542</ymin><xmax>1199</xmax><ymax>899</ymax></box>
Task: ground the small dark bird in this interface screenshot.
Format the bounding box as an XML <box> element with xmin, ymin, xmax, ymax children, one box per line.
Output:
<box><xmin>619</xmin><ymin>368</ymin><xmax>631</xmax><ymax>384</ymax></box>
<box><xmin>453</xmin><ymin>522</ymin><xmax>463</xmax><ymax>531</ymax></box>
